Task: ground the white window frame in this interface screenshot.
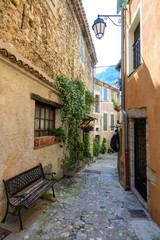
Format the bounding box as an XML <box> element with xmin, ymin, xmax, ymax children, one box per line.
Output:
<box><xmin>127</xmin><ymin>3</ymin><xmax>142</xmax><ymax>77</ymax></box>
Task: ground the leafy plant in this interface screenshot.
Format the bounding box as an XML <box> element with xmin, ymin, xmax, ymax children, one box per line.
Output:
<box><xmin>100</xmin><ymin>138</ymin><xmax>107</xmax><ymax>154</ymax></box>
<box><xmin>111</xmin><ymin>99</ymin><xmax>121</xmax><ymax>110</ymax></box>
<box><xmin>56</xmin><ymin>75</ymin><xmax>93</xmax><ymax>171</ymax></box>
<box><xmin>83</xmin><ymin>132</ymin><xmax>92</xmax><ymax>159</ymax></box>
<box><xmin>108</xmin><ymin>146</ymin><xmax>115</xmax><ymax>153</ymax></box>
<box><xmin>93</xmin><ymin>138</ymin><xmax>99</xmax><ymax>157</ymax></box>
<box><xmin>85</xmin><ymin>90</ymin><xmax>95</xmax><ymax>114</ymax></box>
<box><xmin>48</xmin><ymin>127</ymin><xmax>66</xmax><ymax>143</ymax></box>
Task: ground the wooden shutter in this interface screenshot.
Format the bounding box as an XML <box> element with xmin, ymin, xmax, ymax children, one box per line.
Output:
<box><xmin>111</xmin><ymin>114</ymin><xmax>114</xmax><ymax>130</ymax></box>
<box><xmin>117</xmin><ymin>0</ymin><xmax>128</xmax><ymax>14</ymax></box>
<box><xmin>103</xmin><ymin>113</ymin><xmax>107</xmax><ymax>131</ymax></box>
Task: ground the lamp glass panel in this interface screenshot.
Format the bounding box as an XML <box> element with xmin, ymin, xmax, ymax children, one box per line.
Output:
<box><xmin>93</xmin><ymin>24</ymin><xmax>98</xmax><ymax>35</ymax></box>
<box><xmin>97</xmin><ymin>22</ymin><xmax>101</xmax><ymax>34</ymax></box>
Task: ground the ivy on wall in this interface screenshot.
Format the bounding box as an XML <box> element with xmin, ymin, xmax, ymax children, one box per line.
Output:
<box><xmin>56</xmin><ymin>74</ymin><xmax>94</xmax><ymax>171</ymax></box>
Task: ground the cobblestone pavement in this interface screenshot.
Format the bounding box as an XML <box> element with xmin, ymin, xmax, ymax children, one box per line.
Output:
<box><xmin>2</xmin><ymin>153</ymin><xmax>160</xmax><ymax>240</ymax></box>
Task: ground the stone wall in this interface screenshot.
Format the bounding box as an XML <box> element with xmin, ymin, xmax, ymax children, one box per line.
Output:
<box><xmin>0</xmin><ymin>0</ymin><xmax>96</xmax><ymax>90</ymax></box>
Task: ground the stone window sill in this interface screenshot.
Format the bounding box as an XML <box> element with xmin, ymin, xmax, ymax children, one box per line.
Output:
<box><xmin>34</xmin><ymin>135</ymin><xmax>58</xmax><ymax>149</ymax></box>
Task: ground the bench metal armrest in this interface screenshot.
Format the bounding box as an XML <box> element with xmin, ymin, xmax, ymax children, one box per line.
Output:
<box><xmin>44</xmin><ymin>172</ymin><xmax>57</xmax><ymax>180</ymax></box>
<box><xmin>45</xmin><ymin>172</ymin><xmax>56</xmax><ymax>176</ymax></box>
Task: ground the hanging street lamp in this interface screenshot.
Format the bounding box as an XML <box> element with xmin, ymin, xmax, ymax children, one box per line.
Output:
<box><xmin>92</xmin><ymin>17</ymin><xmax>106</xmax><ymax>39</ymax></box>
<box><xmin>92</xmin><ymin>14</ymin><xmax>121</xmax><ymax>40</ymax></box>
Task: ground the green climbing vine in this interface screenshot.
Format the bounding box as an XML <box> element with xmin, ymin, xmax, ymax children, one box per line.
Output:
<box><xmin>56</xmin><ymin>74</ymin><xmax>95</xmax><ymax>171</ymax></box>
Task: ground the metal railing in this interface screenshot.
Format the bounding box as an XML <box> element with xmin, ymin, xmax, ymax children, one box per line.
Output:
<box><xmin>133</xmin><ymin>37</ymin><xmax>141</xmax><ymax>69</ymax></box>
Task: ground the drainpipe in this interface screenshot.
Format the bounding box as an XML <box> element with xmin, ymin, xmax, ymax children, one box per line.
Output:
<box><xmin>121</xmin><ymin>9</ymin><xmax>130</xmax><ymax>190</ymax></box>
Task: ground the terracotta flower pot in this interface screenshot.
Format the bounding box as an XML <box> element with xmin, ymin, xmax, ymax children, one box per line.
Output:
<box><xmin>115</xmin><ymin>105</ymin><xmax>121</xmax><ymax>112</ymax></box>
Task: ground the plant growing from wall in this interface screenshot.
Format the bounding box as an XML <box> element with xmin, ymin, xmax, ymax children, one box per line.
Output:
<box><xmin>56</xmin><ymin>74</ymin><xmax>93</xmax><ymax>172</ymax></box>
<box><xmin>83</xmin><ymin>132</ymin><xmax>92</xmax><ymax>159</ymax></box>
<box><xmin>85</xmin><ymin>90</ymin><xmax>95</xmax><ymax>114</ymax></box>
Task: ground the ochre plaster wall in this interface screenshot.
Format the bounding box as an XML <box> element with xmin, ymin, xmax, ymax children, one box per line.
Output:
<box><xmin>124</xmin><ymin>0</ymin><xmax>160</xmax><ymax>225</ymax></box>
<box><xmin>0</xmin><ymin>56</ymin><xmax>64</xmax><ymax>218</ymax></box>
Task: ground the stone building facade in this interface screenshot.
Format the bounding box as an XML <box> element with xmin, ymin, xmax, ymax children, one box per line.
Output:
<box><xmin>0</xmin><ymin>0</ymin><xmax>97</xmax><ymax>219</ymax></box>
<box><xmin>94</xmin><ymin>78</ymin><xmax>120</xmax><ymax>147</ymax></box>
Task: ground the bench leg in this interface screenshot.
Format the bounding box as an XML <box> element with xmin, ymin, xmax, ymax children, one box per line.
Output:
<box><xmin>18</xmin><ymin>207</ymin><xmax>23</xmax><ymax>230</ymax></box>
<box><xmin>1</xmin><ymin>202</ymin><xmax>9</xmax><ymax>223</ymax></box>
<box><xmin>51</xmin><ymin>186</ymin><xmax>55</xmax><ymax>198</ymax></box>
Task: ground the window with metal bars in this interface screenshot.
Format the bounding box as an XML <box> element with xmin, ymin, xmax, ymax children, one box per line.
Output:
<box><xmin>133</xmin><ymin>23</ymin><xmax>140</xmax><ymax>69</ymax></box>
<box><xmin>35</xmin><ymin>103</ymin><xmax>55</xmax><ymax>137</ymax></box>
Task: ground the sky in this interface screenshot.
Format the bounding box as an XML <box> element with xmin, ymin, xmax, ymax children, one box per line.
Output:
<box><xmin>81</xmin><ymin>0</ymin><xmax>121</xmax><ymax>74</ymax></box>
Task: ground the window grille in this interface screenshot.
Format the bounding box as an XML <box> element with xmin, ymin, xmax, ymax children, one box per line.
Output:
<box><xmin>133</xmin><ymin>23</ymin><xmax>140</xmax><ymax>69</ymax></box>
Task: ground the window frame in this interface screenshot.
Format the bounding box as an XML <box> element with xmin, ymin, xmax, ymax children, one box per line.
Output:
<box><xmin>133</xmin><ymin>23</ymin><xmax>140</xmax><ymax>70</ymax></box>
<box><xmin>103</xmin><ymin>87</ymin><xmax>108</xmax><ymax>101</ymax></box>
<box><xmin>34</xmin><ymin>102</ymin><xmax>55</xmax><ymax>138</ymax></box>
<box><xmin>95</xmin><ymin>94</ymin><xmax>100</xmax><ymax>113</ymax></box>
<box><xmin>127</xmin><ymin>4</ymin><xmax>142</xmax><ymax>77</ymax></box>
<box><xmin>111</xmin><ymin>90</ymin><xmax>114</xmax><ymax>102</ymax></box>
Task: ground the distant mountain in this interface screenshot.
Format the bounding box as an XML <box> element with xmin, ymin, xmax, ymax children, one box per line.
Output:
<box><xmin>96</xmin><ymin>65</ymin><xmax>120</xmax><ymax>86</ymax></box>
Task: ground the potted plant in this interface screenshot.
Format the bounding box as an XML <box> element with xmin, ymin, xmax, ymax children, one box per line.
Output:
<box><xmin>81</xmin><ymin>123</ymin><xmax>94</xmax><ymax>132</ymax></box>
<box><xmin>47</xmin><ymin>127</ymin><xmax>66</xmax><ymax>145</ymax></box>
<box><xmin>111</xmin><ymin>99</ymin><xmax>121</xmax><ymax>112</ymax></box>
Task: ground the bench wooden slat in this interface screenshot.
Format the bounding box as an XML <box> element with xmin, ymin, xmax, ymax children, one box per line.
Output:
<box><xmin>12</xmin><ymin>179</ymin><xmax>57</xmax><ymax>207</ymax></box>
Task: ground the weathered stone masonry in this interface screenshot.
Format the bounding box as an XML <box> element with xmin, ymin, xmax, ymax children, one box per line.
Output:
<box><xmin>0</xmin><ymin>0</ymin><xmax>96</xmax><ymax>85</ymax></box>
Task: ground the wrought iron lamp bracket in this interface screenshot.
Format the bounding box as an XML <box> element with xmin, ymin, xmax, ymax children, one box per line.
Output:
<box><xmin>98</xmin><ymin>14</ymin><xmax>121</xmax><ymax>27</ymax></box>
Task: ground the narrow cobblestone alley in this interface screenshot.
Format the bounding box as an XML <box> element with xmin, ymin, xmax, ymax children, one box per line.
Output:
<box><xmin>2</xmin><ymin>153</ymin><xmax>160</xmax><ymax>240</ymax></box>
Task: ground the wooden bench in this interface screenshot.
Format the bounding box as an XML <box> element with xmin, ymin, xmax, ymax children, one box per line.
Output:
<box><xmin>1</xmin><ymin>163</ymin><xmax>57</xmax><ymax>230</ymax></box>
